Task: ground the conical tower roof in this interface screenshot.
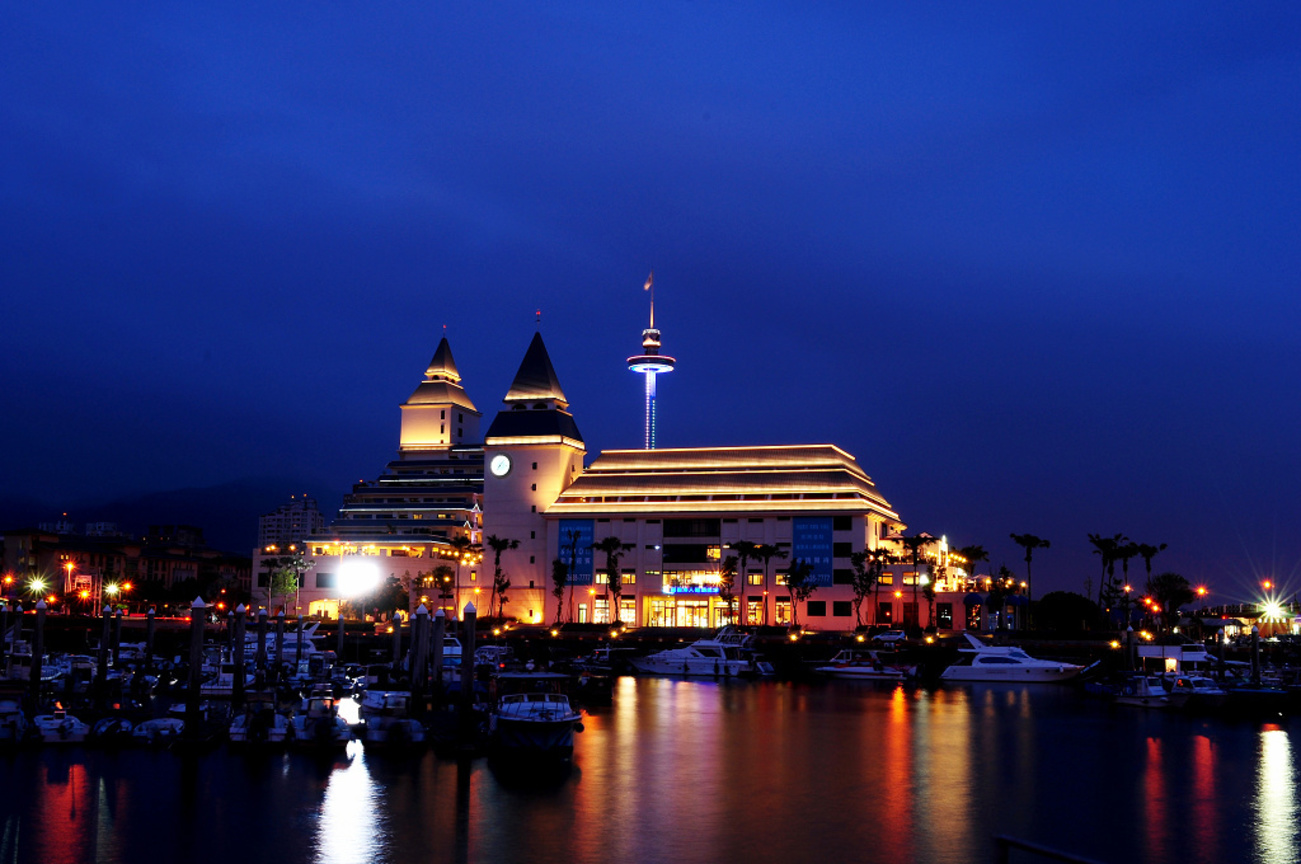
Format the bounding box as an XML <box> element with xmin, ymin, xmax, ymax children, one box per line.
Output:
<box><xmin>425</xmin><ymin>337</ymin><xmax>461</xmax><ymax>384</ymax></box>
<box><xmin>405</xmin><ymin>336</ymin><xmax>477</xmax><ymax>412</ymax></box>
<box><xmin>503</xmin><ymin>332</ymin><xmax>568</xmax><ymax>406</ymax></box>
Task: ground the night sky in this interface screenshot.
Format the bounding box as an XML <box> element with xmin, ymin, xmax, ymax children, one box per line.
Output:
<box><xmin>5</xmin><ymin>4</ymin><xmax>1300</xmax><ymax>601</ymax></box>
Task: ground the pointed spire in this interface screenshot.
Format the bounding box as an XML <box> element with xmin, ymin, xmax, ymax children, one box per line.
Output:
<box><xmin>424</xmin><ymin>336</ymin><xmax>462</xmax><ymax>384</ymax></box>
<box><xmin>504</xmin><ymin>332</ymin><xmax>569</xmax><ymax>406</ymax></box>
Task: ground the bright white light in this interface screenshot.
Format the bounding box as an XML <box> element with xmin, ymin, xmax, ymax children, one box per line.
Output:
<box><xmin>338</xmin><ymin>558</ymin><xmax>380</xmax><ymax>597</ymax></box>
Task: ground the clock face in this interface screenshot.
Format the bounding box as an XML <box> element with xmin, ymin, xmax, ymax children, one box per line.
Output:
<box><xmin>489</xmin><ymin>454</ymin><xmax>512</xmax><ymax>477</ymax></box>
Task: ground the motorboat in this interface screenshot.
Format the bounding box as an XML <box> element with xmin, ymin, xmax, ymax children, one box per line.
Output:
<box><xmin>1164</xmin><ymin>674</ymin><xmax>1228</xmax><ymax>710</ymax></box>
<box><xmin>0</xmin><ymin>694</ymin><xmax>30</xmax><ymax>743</ymax></box>
<box><xmin>90</xmin><ymin>716</ymin><xmax>136</xmax><ymax>745</ymax></box>
<box><xmin>488</xmin><ymin>673</ymin><xmax>583</xmax><ymax>760</ymax></box>
<box><xmin>358</xmin><ymin>691</ymin><xmax>425</xmax><ymax>747</ymax></box>
<box><xmin>815</xmin><ymin>649</ymin><xmax>916</xmax><ymax>682</ymax></box>
<box><xmin>289</xmin><ymin>686</ymin><xmax>353</xmax><ymax>749</ymax></box>
<box><xmin>33</xmin><ymin>706</ymin><xmax>90</xmax><ymax>744</ymax></box>
<box><xmin>628</xmin><ymin>630</ymin><xmax>755</xmax><ymax>677</ymax></box>
<box><xmin>940</xmin><ymin>634</ymin><xmax>1083</xmax><ymax>683</ymax></box>
<box><xmin>132</xmin><ymin>717</ymin><xmax>185</xmax><ymax>746</ymax></box>
<box><xmin>229</xmin><ymin>695</ymin><xmax>291</xmax><ymax>745</ymax></box>
<box><xmin>1113</xmin><ymin>675</ymin><xmax>1187</xmax><ymax>709</ymax></box>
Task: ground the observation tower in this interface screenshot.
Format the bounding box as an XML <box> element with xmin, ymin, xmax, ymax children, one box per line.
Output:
<box><xmin>626</xmin><ymin>273</ymin><xmax>675</xmax><ymax>449</ymax></box>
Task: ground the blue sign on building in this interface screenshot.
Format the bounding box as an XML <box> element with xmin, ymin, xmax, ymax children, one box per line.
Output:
<box><xmin>558</xmin><ymin>519</ymin><xmax>594</xmax><ymax>585</ymax></box>
<box><xmin>792</xmin><ymin>517</ymin><xmax>834</xmax><ymax>587</ymax></box>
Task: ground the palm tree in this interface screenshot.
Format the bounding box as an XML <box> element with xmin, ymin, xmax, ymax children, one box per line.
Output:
<box><xmin>1087</xmin><ymin>533</ymin><xmax>1127</xmax><ymax>609</ymax></box>
<box><xmin>719</xmin><ymin>555</ymin><xmax>738</xmax><ymax>624</ymax></box>
<box><xmin>433</xmin><ymin>564</ymin><xmax>455</xmax><ymax>615</ymax></box>
<box><xmin>484</xmin><ymin>534</ymin><xmax>519</xmax><ymax>620</ymax></box>
<box><xmin>956</xmin><ymin>544</ymin><xmax>989</xmax><ymax>589</ymax></box>
<box><xmin>870</xmin><ymin>547</ymin><xmax>897</xmax><ymax>627</ymax></box>
<box><xmin>550</xmin><ymin>559</ymin><xmax>568</xmax><ymax>625</ymax></box>
<box><xmin>1135</xmin><ymin>542</ymin><xmax>1168</xmax><ymax>584</ymax></box>
<box><xmin>727</xmin><ymin>541</ymin><xmax>758</xmax><ymax>624</ymax></box>
<box><xmin>591</xmin><ymin>536</ymin><xmax>634</xmax><ymax>626</ymax></box>
<box><xmin>848</xmin><ymin>551</ymin><xmax>877</xmax><ymax>629</ymax></box>
<box><xmin>1146</xmin><ymin>571</ymin><xmax>1194</xmax><ymax>633</ymax></box>
<box><xmin>446</xmin><ymin>534</ymin><xmax>482</xmax><ymax>616</ymax></box>
<box><xmin>783</xmin><ymin>559</ymin><xmax>815</xmax><ymax>627</ymax></box>
<box><xmin>1009</xmin><ymin>533</ymin><xmax>1050</xmax><ymax>628</ymax></box>
<box><xmin>898</xmin><ymin>534</ymin><xmax>932</xmax><ymax>633</ymax></box>
<box><xmin>753</xmin><ymin>544</ymin><xmax>788</xmax><ymax>627</ymax></box>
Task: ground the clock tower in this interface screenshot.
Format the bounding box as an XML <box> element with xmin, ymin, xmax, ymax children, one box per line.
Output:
<box><xmin>483</xmin><ymin>332</ymin><xmax>585</xmax><ymax>620</ymax></box>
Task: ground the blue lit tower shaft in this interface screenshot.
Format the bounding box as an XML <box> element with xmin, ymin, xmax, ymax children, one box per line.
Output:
<box><xmin>627</xmin><ymin>284</ymin><xmax>675</xmax><ymax>450</ymax></box>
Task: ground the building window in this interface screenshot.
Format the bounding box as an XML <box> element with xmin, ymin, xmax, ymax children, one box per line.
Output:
<box><xmin>529</xmin><ymin>556</ymin><xmax>535</xmax><ymax>564</ymax></box>
<box><xmin>877</xmin><ymin>602</ymin><xmax>893</xmax><ymax>624</ymax></box>
<box><xmin>833</xmin><ymin>568</ymin><xmax>853</xmax><ymax>585</ymax></box>
<box><xmin>316</xmin><ymin>573</ymin><xmax>336</xmax><ymax>589</ymax></box>
<box><xmin>531</xmin><ymin>484</ymin><xmax>536</xmax><ymax>491</ymax></box>
<box><xmin>833</xmin><ymin>542</ymin><xmax>852</xmax><ymax>558</ymax></box>
<box><xmin>531</xmin><ymin>505</ymin><xmax>536</xmax><ymax>513</ymax></box>
<box><xmin>833</xmin><ymin>601</ymin><xmax>852</xmax><ymax>617</ymax></box>
<box><xmin>833</xmin><ymin>515</ymin><xmax>852</xmax><ymax>531</ymax></box>
<box><xmin>774</xmin><ymin>598</ymin><xmax>792</xmax><ymax>625</ymax></box>
<box><xmin>532</xmin><ymin>462</ymin><xmax>537</xmax><ymax>470</ymax></box>
<box><xmin>807</xmin><ymin>601</ymin><xmax>827</xmax><ymax>617</ymax></box>
<box><xmin>530</xmin><ymin>531</ymin><xmax>535</xmax><ymax>539</ymax></box>
<box><xmin>621</xmin><ymin>570</ymin><xmax>636</xmax><ymax>584</ymax></box>
<box><xmin>747</xmin><ymin>573</ymin><xmax>763</xmax><ymax>586</ymax></box>
<box><xmin>937</xmin><ymin>603</ymin><xmax>954</xmax><ymax>629</ymax></box>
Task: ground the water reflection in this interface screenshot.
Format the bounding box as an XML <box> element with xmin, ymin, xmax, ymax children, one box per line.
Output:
<box><xmin>1253</xmin><ymin>727</ymin><xmax>1297</xmax><ymax>864</ymax></box>
<box><xmin>314</xmin><ymin>745</ymin><xmax>380</xmax><ymax>864</ymax></box>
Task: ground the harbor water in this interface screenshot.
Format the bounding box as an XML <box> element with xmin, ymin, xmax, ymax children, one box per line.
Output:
<box><xmin>3</xmin><ymin>677</ymin><xmax>1298</xmax><ymax>864</ymax></box>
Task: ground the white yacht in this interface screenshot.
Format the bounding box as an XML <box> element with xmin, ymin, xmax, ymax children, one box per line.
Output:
<box><xmin>358</xmin><ymin>691</ymin><xmax>425</xmax><ymax>747</ymax></box>
<box><xmin>33</xmin><ymin>706</ymin><xmax>90</xmax><ymax>744</ymax></box>
<box><xmin>940</xmin><ymin>634</ymin><xmax>1083</xmax><ymax>683</ymax></box>
<box><xmin>229</xmin><ymin>695</ymin><xmax>291</xmax><ymax>745</ymax></box>
<box><xmin>488</xmin><ymin>673</ymin><xmax>583</xmax><ymax>759</ymax></box>
<box><xmin>1113</xmin><ymin>675</ymin><xmax>1186</xmax><ymax>709</ymax></box>
<box><xmin>815</xmin><ymin>649</ymin><xmax>916</xmax><ymax>681</ymax></box>
<box><xmin>628</xmin><ymin>630</ymin><xmax>755</xmax><ymax>677</ymax></box>
<box><xmin>289</xmin><ymin>687</ymin><xmax>353</xmax><ymax>749</ymax></box>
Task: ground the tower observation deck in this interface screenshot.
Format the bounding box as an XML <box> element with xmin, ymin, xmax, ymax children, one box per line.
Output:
<box><xmin>626</xmin><ymin>273</ymin><xmax>675</xmax><ymax>449</ymax></box>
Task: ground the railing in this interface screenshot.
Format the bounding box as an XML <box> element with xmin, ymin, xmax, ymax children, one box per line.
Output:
<box><xmin>993</xmin><ymin>835</ymin><xmax>1107</xmax><ymax>864</ymax></box>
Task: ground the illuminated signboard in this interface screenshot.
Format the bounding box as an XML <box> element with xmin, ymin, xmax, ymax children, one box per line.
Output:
<box><xmin>792</xmin><ymin>517</ymin><xmax>834</xmax><ymax>587</ymax></box>
<box><xmin>559</xmin><ymin>519</ymin><xmax>594</xmax><ymax>585</ymax></box>
<box><xmin>663</xmin><ymin>584</ymin><xmax>719</xmax><ymax>595</ymax></box>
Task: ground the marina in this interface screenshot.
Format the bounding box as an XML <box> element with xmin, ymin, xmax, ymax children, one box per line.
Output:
<box><xmin>3</xmin><ymin>675</ymin><xmax>1300</xmax><ymax>864</ymax></box>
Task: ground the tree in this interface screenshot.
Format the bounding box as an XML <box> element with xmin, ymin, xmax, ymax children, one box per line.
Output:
<box><xmin>563</xmin><ymin>529</ymin><xmax>583</xmax><ymax>624</ymax></box>
<box><xmin>591</xmin><ymin>536</ymin><xmax>635</xmax><ymax>626</ymax></box>
<box><xmin>484</xmin><ymin>534</ymin><xmax>519</xmax><ymax>620</ymax></box>
<box><xmin>1008</xmin><ymin>533</ymin><xmax>1050</xmax><ymax>628</ymax></box>
<box><xmin>956</xmin><ymin>544</ymin><xmax>989</xmax><ymax>588</ymax></box>
<box><xmin>447</xmin><ymin>535</ymin><xmax>482</xmax><ymax>615</ymax></box>
<box><xmin>550</xmin><ymin>559</ymin><xmax>568</xmax><ymax>625</ymax></box>
<box><xmin>753</xmin><ymin>543</ymin><xmax>788</xmax><ymax>626</ymax></box>
<box><xmin>262</xmin><ymin>547</ymin><xmax>313</xmax><ymax>614</ymax></box>
<box><xmin>922</xmin><ymin>580</ymin><xmax>937</xmax><ymax>632</ymax></box>
<box><xmin>718</xmin><ymin>555</ymin><xmax>738</xmax><ymax>624</ymax></box>
<box><xmin>1147</xmin><ymin>572</ymin><xmax>1194</xmax><ymax>633</ymax></box>
<box><xmin>782</xmin><ymin>558</ymin><xmax>816</xmax><ymax>627</ymax></box>
<box><xmin>898</xmin><ymin>534</ymin><xmax>932</xmax><ymax>632</ymax></box>
<box><xmin>1035</xmin><ymin>591</ymin><xmax>1100</xmax><ymax>634</ymax></box>
<box><xmin>848</xmin><ymin>551</ymin><xmax>878</xmax><ymax>629</ymax></box>
<box><xmin>1087</xmin><ymin>533</ymin><xmax>1128</xmax><ymax>610</ymax></box>
<box><xmin>870</xmin><ymin>547</ymin><xmax>897</xmax><ymax>627</ymax></box>
<box><xmin>728</xmin><ymin>541</ymin><xmax>758</xmax><ymax>624</ymax></box>
<box><xmin>1135</xmin><ymin>542</ymin><xmax>1168</xmax><ymax>584</ymax></box>
<box><xmin>432</xmin><ymin>564</ymin><xmax>455</xmax><ymax>615</ymax></box>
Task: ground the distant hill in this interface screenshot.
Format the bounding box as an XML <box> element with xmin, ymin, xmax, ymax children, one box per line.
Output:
<box><xmin>0</xmin><ymin>478</ymin><xmax>344</xmax><ymax>555</ymax></box>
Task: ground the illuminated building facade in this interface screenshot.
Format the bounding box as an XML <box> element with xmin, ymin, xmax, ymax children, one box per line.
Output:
<box><xmin>258</xmin><ymin>495</ymin><xmax>325</xmax><ymax>548</ymax></box>
<box><xmin>253</xmin><ymin>337</ymin><xmax>488</xmax><ymax>618</ymax></box>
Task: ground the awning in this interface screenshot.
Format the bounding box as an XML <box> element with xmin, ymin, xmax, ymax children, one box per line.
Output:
<box><xmin>963</xmin><ymin>593</ymin><xmax>984</xmax><ymax>606</ymax></box>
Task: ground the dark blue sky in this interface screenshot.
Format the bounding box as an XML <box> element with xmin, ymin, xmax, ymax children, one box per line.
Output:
<box><xmin>4</xmin><ymin>3</ymin><xmax>1300</xmax><ymax>600</ymax></box>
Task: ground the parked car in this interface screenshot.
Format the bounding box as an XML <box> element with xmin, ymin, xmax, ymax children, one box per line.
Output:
<box><xmin>872</xmin><ymin>630</ymin><xmax>907</xmax><ymax>644</ymax></box>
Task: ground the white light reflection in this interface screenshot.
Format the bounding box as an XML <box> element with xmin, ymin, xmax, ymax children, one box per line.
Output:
<box><xmin>1253</xmin><ymin>728</ymin><xmax>1297</xmax><ymax>864</ymax></box>
<box><xmin>314</xmin><ymin>749</ymin><xmax>381</xmax><ymax>864</ymax></box>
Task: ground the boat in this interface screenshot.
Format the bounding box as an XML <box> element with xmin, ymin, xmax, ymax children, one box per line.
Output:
<box><xmin>132</xmin><ymin>717</ymin><xmax>185</xmax><ymax>746</ymax></box>
<box><xmin>33</xmin><ymin>706</ymin><xmax>90</xmax><ymax>744</ymax></box>
<box><xmin>628</xmin><ymin>629</ymin><xmax>755</xmax><ymax>677</ymax></box>
<box><xmin>289</xmin><ymin>686</ymin><xmax>353</xmax><ymax>749</ymax></box>
<box><xmin>358</xmin><ymin>691</ymin><xmax>425</xmax><ymax>748</ymax></box>
<box><xmin>815</xmin><ymin>649</ymin><xmax>916</xmax><ymax>681</ymax></box>
<box><xmin>940</xmin><ymin>634</ymin><xmax>1083</xmax><ymax>683</ymax></box>
<box><xmin>90</xmin><ymin>716</ymin><xmax>136</xmax><ymax>745</ymax></box>
<box><xmin>1113</xmin><ymin>675</ymin><xmax>1187</xmax><ymax>709</ymax></box>
<box><xmin>229</xmin><ymin>695</ymin><xmax>292</xmax><ymax>745</ymax></box>
<box><xmin>1164</xmin><ymin>674</ymin><xmax>1228</xmax><ymax>710</ymax></box>
<box><xmin>0</xmin><ymin>694</ymin><xmax>30</xmax><ymax>743</ymax></box>
<box><xmin>487</xmin><ymin>673</ymin><xmax>583</xmax><ymax>760</ymax></box>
